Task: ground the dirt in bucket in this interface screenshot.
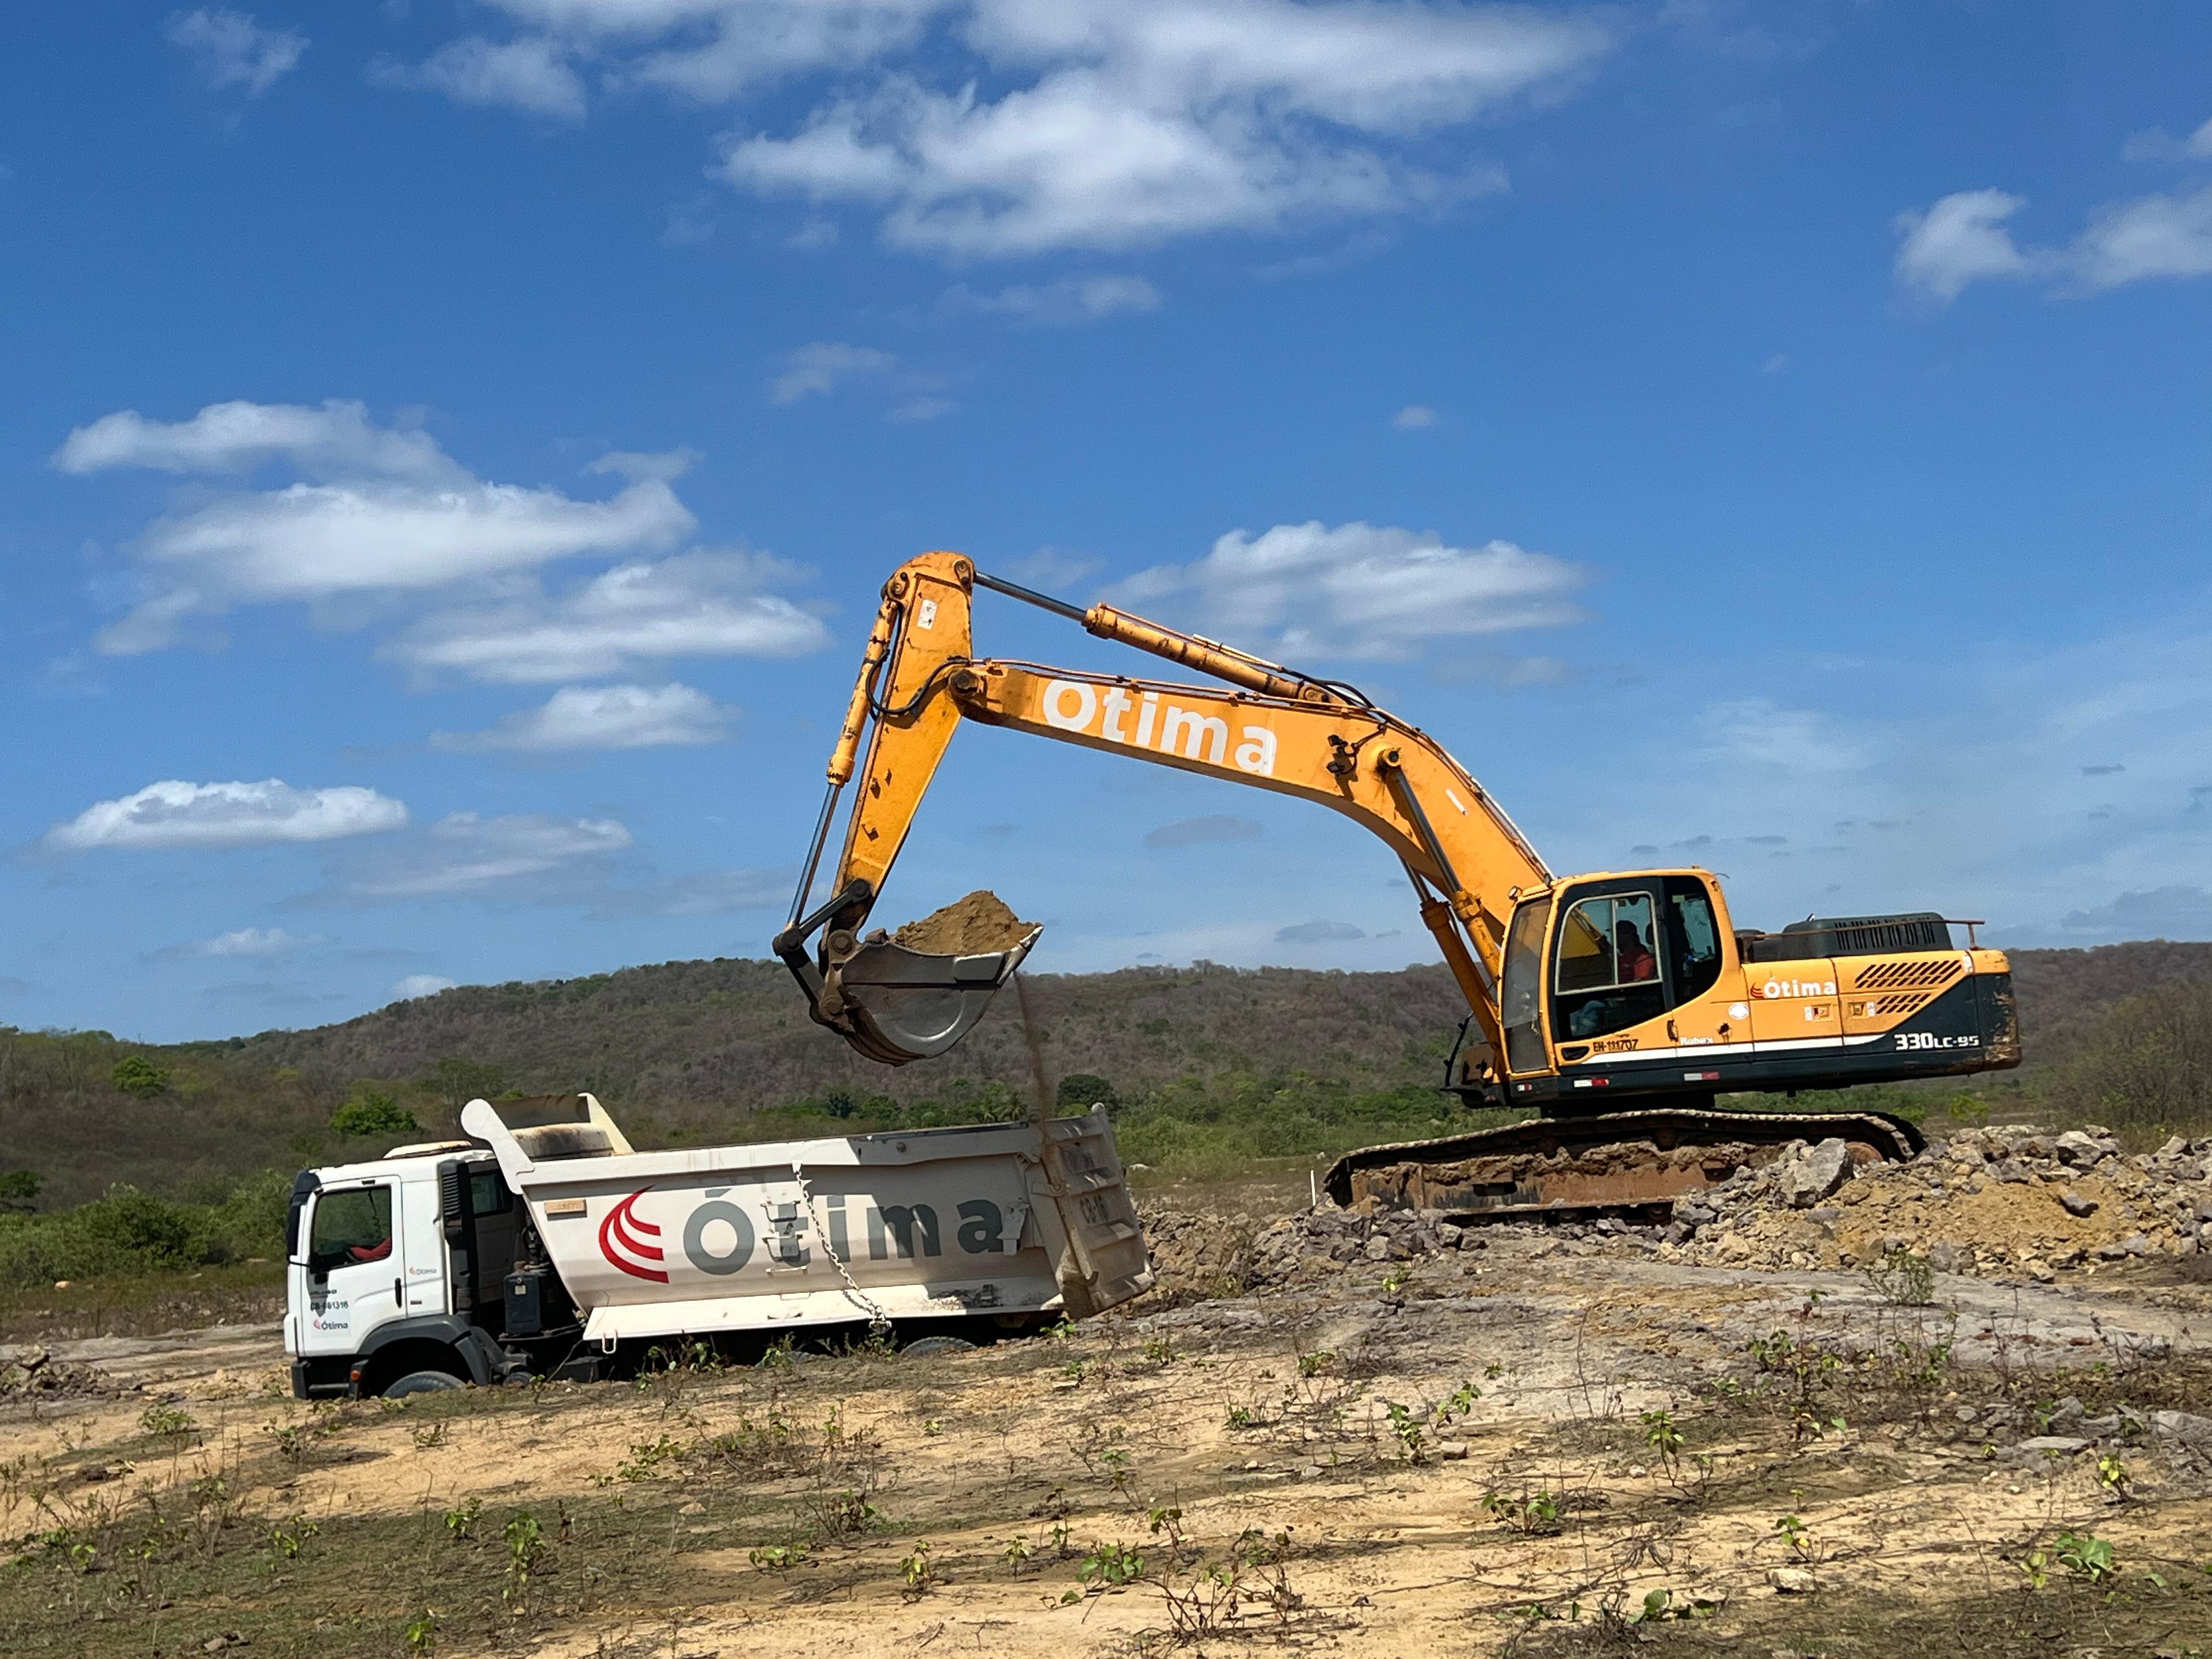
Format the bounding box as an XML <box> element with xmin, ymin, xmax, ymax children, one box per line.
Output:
<box><xmin>890</xmin><ymin>889</ymin><xmax>1035</xmax><ymax>955</ymax></box>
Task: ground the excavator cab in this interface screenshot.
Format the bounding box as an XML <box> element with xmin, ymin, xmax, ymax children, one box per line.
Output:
<box><xmin>1499</xmin><ymin>873</ymin><xmax>1733</xmax><ymax>1089</ymax></box>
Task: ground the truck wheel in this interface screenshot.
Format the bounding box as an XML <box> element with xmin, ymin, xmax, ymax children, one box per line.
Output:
<box><xmin>385</xmin><ymin>1369</ymin><xmax>465</xmax><ymax>1397</ymax></box>
<box><xmin>899</xmin><ymin>1335</ymin><xmax>977</xmax><ymax>1359</ymax></box>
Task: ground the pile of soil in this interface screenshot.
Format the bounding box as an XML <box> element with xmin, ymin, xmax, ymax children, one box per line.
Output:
<box><xmin>1672</xmin><ymin>1123</ymin><xmax>2212</xmax><ymax>1279</ymax></box>
<box><xmin>890</xmin><ymin>890</ymin><xmax>1035</xmax><ymax>955</ymax></box>
<box><xmin>0</xmin><ymin>1346</ymin><xmax>123</xmax><ymax>1399</ymax></box>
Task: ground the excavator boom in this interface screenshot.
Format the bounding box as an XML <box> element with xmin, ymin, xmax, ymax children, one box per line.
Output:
<box><xmin>776</xmin><ymin>551</ymin><xmax>2020</xmax><ymax>1222</ymax></box>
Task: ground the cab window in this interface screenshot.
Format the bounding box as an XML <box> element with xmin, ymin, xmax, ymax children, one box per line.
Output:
<box><xmin>308</xmin><ymin>1185</ymin><xmax>393</xmax><ymax>1274</ymax></box>
<box><xmin>1500</xmin><ymin>895</ymin><xmax>1553</xmax><ymax>1074</ymax></box>
<box><xmin>1663</xmin><ymin>878</ymin><xmax>1724</xmax><ymax>1002</ymax></box>
<box><xmin>468</xmin><ymin>1171</ymin><xmax>509</xmax><ymax>1216</ymax></box>
<box><xmin>1554</xmin><ymin>891</ymin><xmax>1665</xmax><ymax>1040</ymax></box>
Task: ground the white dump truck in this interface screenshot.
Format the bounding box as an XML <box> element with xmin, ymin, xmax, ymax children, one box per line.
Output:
<box><xmin>284</xmin><ymin>1092</ymin><xmax>1152</xmax><ymax>1399</ymax></box>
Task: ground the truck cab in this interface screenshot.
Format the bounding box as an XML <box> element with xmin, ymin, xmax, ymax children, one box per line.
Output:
<box><xmin>285</xmin><ymin>1139</ymin><xmax>570</xmax><ymax>1399</ymax></box>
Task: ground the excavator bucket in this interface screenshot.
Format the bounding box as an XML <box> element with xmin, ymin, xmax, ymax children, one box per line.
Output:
<box><xmin>808</xmin><ymin>891</ymin><xmax>1042</xmax><ymax>1066</ymax></box>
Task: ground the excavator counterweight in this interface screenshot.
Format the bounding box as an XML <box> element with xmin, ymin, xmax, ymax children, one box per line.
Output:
<box><xmin>775</xmin><ymin>551</ymin><xmax>2020</xmax><ymax>1223</ymax></box>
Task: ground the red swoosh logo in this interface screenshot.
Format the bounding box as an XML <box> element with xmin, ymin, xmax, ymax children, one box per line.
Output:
<box><xmin>597</xmin><ymin>1190</ymin><xmax>668</xmax><ymax>1283</ymax></box>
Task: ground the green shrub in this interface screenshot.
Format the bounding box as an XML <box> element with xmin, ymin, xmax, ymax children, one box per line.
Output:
<box><xmin>0</xmin><ymin>1171</ymin><xmax>289</xmax><ymax>1287</ymax></box>
<box><xmin>2052</xmin><ymin>979</ymin><xmax>2212</xmax><ymax>1142</ymax></box>
<box><xmin>111</xmin><ymin>1056</ymin><xmax>169</xmax><ymax>1099</ymax></box>
<box><xmin>329</xmin><ymin>1092</ymin><xmax>419</xmax><ymax>1138</ymax></box>
<box><xmin>1057</xmin><ymin>1074</ymin><xmax>1120</xmax><ymax>1112</ymax></box>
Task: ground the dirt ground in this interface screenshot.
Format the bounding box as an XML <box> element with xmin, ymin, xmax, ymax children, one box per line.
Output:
<box><xmin>4</xmin><ymin>1211</ymin><xmax>2212</xmax><ymax>1657</ymax></box>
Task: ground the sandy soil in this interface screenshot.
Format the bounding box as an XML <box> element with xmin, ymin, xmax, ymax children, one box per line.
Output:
<box><xmin>7</xmin><ymin>1218</ymin><xmax>2212</xmax><ymax>1657</ymax></box>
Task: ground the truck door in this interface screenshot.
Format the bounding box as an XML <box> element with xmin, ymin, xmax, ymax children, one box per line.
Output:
<box><xmin>296</xmin><ymin>1180</ymin><xmax>406</xmax><ymax>1357</ymax></box>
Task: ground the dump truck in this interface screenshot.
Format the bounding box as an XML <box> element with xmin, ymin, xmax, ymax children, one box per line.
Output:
<box><xmin>774</xmin><ymin>550</ymin><xmax>2022</xmax><ymax>1221</ymax></box>
<box><xmin>284</xmin><ymin>1091</ymin><xmax>1151</xmax><ymax>1398</ymax></box>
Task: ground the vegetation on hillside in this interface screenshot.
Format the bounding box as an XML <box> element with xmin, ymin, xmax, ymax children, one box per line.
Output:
<box><xmin>0</xmin><ymin>945</ymin><xmax>2205</xmax><ymax>1229</ymax></box>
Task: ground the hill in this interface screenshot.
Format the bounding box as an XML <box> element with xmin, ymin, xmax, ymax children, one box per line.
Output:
<box><xmin>1</xmin><ymin>939</ymin><xmax>2207</xmax><ymax>1207</ymax></box>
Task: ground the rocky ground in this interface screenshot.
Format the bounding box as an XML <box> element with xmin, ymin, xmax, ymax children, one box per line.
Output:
<box><xmin>4</xmin><ymin>1127</ymin><xmax>2212</xmax><ymax>1657</ymax></box>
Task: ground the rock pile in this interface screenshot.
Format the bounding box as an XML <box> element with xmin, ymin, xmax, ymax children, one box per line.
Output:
<box><xmin>1671</xmin><ymin>1123</ymin><xmax>2212</xmax><ymax>1279</ymax></box>
<box><xmin>1140</xmin><ymin>1123</ymin><xmax>2212</xmax><ymax>1295</ymax></box>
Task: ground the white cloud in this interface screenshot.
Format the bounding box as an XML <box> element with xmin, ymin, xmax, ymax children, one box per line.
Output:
<box><xmin>770</xmin><ymin>341</ymin><xmax>895</xmax><ymax>403</ymax></box>
<box><xmin>154</xmin><ymin>926</ymin><xmax>328</xmax><ymax>961</ymax></box>
<box><xmin>1895</xmin><ymin>178</ymin><xmax>2212</xmax><ymax>302</ymax></box>
<box><xmin>165</xmin><ymin>9</ymin><xmax>307</xmax><ymax>97</ymax></box>
<box><xmin>940</xmin><ymin>273</ymin><xmax>1160</xmax><ymax>325</ymax></box>
<box><xmin>392</xmin><ymin>973</ymin><xmax>460</xmax><ymax>999</ymax></box>
<box><xmin>2045</xmin><ymin>884</ymin><xmax>2212</xmax><ymax>944</ymax></box>
<box><xmin>887</xmin><ymin>396</ymin><xmax>955</xmax><ymax>422</ymax></box>
<box><xmin>1892</xmin><ymin>188</ymin><xmax>2036</xmax><ymax>301</ymax></box>
<box><xmin>1390</xmin><ymin>404</ymin><xmax>1436</xmax><ymax>429</ymax></box>
<box><xmin>1111</xmin><ymin>520</ymin><xmax>1584</xmax><ymax>661</ymax></box>
<box><xmin>332</xmin><ymin>812</ymin><xmax>633</xmax><ymax>899</ymax></box>
<box><xmin>55</xmin><ymin>399</ymin><xmax>455</xmax><ymax>481</ymax></box>
<box><xmin>372</xmin><ymin>36</ymin><xmax>588</xmax><ymax>120</ymax></box>
<box><xmin>1697</xmin><ymin>699</ymin><xmax>1871</xmax><ymax>775</ymax></box>
<box><xmin>424</xmin><ymin>0</ymin><xmax>1607</xmax><ymax>258</ymax></box>
<box><xmin>432</xmin><ymin>682</ymin><xmax>735</xmax><ymax>751</ymax></box>
<box><xmin>390</xmin><ymin>550</ymin><xmax>829</xmax><ymax>682</ymax></box>
<box><xmin>1277</xmin><ymin>918</ymin><xmax>1364</xmax><ymax>943</ymax></box>
<box><xmin>2120</xmin><ymin>116</ymin><xmax>2212</xmax><ymax>163</ymax></box>
<box><xmin>2070</xmin><ymin>183</ymin><xmax>2212</xmax><ymax>290</ymax></box>
<box><xmin>55</xmin><ymin>400</ymin><xmax>696</xmax><ymax>654</ymax></box>
<box><xmin>46</xmin><ymin>780</ymin><xmax>408</xmax><ymax>853</ymax></box>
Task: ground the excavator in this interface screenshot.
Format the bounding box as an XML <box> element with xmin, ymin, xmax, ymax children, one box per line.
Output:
<box><xmin>772</xmin><ymin>551</ymin><xmax>2021</xmax><ymax>1221</ymax></box>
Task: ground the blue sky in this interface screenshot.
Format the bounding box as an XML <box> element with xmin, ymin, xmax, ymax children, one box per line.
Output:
<box><xmin>4</xmin><ymin>1</ymin><xmax>2210</xmax><ymax>1043</ymax></box>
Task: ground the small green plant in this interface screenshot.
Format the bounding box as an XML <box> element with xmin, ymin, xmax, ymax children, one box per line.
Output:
<box><xmin>1045</xmin><ymin>1314</ymin><xmax>1079</xmax><ymax>1341</ymax></box>
<box><xmin>1049</xmin><ymin>1521</ymin><xmax>1073</xmax><ymax>1558</ymax></box>
<box><xmin>1225</xmin><ymin>1404</ymin><xmax>1261</xmax><ymax>1429</ymax></box>
<box><xmin>67</xmin><ymin>1539</ymin><xmax>98</xmax><ymax>1574</ymax></box>
<box><xmin>1141</xmin><ymin>1336</ymin><xmax>1176</xmax><ymax>1367</ymax></box>
<box><xmin>1864</xmin><ymin>1247</ymin><xmax>1937</xmax><ymax>1307</ymax></box>
<box><xmin>1641</xmin><ymin>1408</ymin><xmax>1685</xmax><ymax>1477</ymax></box>
<box><xmin>1381</xmin><ymin>1262</ymin><xmax>1410</xmax><ymax>1294</ymax></box>
<box><xmin>402</xmin><ymin>1611</ymin><xmax>438</xmax><ymax>1653</ymax></box>
<box><xmin>1297</xmin><ymin>1349</ymin><xmax>1337</xmax><ymax>1378</ymax></box>
<box><xmin>268</xmin><ymin>1516</ymin><xmax>319</xmax><ymax>1560</ymax></box>
<box><xmin>1481</xmin><ymin>1488</ymin><xmax>1561</xmax><ymax>1536</ymax></box>
<box><xmin>2055</xmin><ymin>1531</ymin><xmax>2115</xmax><ymax>1583</ymax></box>
<box><xmin>1774</xmin><ymin>1513</ymin><xmax>1813</xmax><ymax>1560</ymax></box>
<box><xmin>266</xmin><ymin>1421</ymin><xmax>307</xmax><ymax>1463</ymax></box>
<box><xmin>2096</xmin><ymin>1453</ymin><xmax>2132</xmax><ymax>1497</ymax></box>
<box><xmin>899</xmin><ymin>1540</ymin><xmax>939</xmax><ymax>1598</ymax></box>
<box><xmin>1440</xmin><ymin>1381</ymin><xmax>1481</xmax><ymax>1422</ymax></box>
<box><xmin>1098</xmin><ymin>1445</ymin><xmax>1134</xmax><ymax>1492</ymax></box>
<box><xmin>618</xmin><ymin>1435</ymin><xmax>682</xmax><ymax>1480</ymax></box>
<box><xmin>1384</xmin><ymin>1401</ymin><xmax>1426</xmax><ymax>1464</ymax></box>
<box><xmin>1003</xmin><ymin>1535</ymin><xmax>1032</xmax><ymax>1572</ymax></box>
<box><xmin>2018</xmin><ymin>1548</ymin><xmax>2051</xmax><ymax>1591</ymax></box>
<box><xmin>443</xmin><ymin>1497</ymin><xmax>482</xmax><ymax>1541</ymax></box>
<box><xmin>1079</xmin><ymin>1539</ymin><xmax>1146</xmax><ymax>1590</ymax></box>
<box><xmin>747</xmin><ymin>1544</ymin><xmax>806</xmax><ymax>1572</ymax></box>
<box><xmin>501</xmin><ymin>1514</ymin><xmax>546</xmax><ymax>1608</ymax></box>
<box><xmin>1485</xmin><ymin>1360</ymin><xmax>1505</xmax><ymax>1379</ymax></box>
<box><xmin>411</xmin><ymin>1423</ymin><xmax>448</xmax><ymax>1451</ymax></box>
<box><xmin>138</xmin><ymin>1402</ymin><xmax>195</xmax><ymax>1438</ymax></box>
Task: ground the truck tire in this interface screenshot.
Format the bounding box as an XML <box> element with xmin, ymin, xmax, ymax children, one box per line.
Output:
<box><xmin>385</xmin><ymin>1369</ymin><xmax>466</xmax><ymax>1397</ymax></box>
<box><xmin>899</xmin><ymin>1335</ymin><xmax>977</xmax><ymax>1359</ymax></box>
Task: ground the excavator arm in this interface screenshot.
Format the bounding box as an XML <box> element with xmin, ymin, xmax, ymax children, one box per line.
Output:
<box><xmin>774</xmin><ymin>550</ymin><xmax>1550</xmax><ymax>1071</ymax></box>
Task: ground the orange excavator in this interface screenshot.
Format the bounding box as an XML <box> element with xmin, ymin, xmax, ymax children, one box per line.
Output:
<box><xmin>774</xmin><ymin>552</ymin><xmax>2020</xmax><ymax>1220</ymax></box>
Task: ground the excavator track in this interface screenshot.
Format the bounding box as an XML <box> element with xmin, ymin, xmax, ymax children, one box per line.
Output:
<box><xmin>1323</xmin><ymin>1107</ymin><xmax>1924</xmax><ymax>1223</ymax></box>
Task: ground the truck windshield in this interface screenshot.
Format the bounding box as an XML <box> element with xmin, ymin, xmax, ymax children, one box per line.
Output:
<box><xmin>308</xmin><ymin>1186</ymin><xmax>393</xmax><ymax>1274</ymax></box>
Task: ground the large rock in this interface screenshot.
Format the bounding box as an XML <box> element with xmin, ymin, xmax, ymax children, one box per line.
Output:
<box><xmin>1778</xmin><ymin>1138</ymin><xmax>1853</xmax><ymax>1208</ymax></box>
